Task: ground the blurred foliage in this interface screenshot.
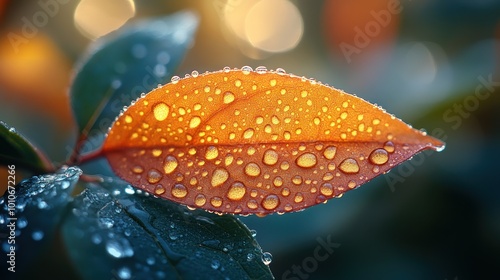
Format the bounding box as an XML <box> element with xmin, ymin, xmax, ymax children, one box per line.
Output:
<box><xmin>0</xmin><ymin>0</ymin><xmax>499</xmax><ymax>279</ymax></box>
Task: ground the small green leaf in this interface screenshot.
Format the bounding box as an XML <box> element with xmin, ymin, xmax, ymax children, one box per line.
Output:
<box><xmin>61</xmin><ymin>179</ymin><xmax>274</xmax><ymax>280</ymax></box>
<box><xmin>70</xmin><ymin>11</ymin><xmax>199</xmax><ymax>151</ymax></box>
<box><xmin>0</xmin><ymin>121</ymin><xmax>53</xmax><ymax>173</ymax></box>
<box><xmin>0</xmin><ymin>166</ymin><xmax>82</xmax><ymax>272</ymax></box>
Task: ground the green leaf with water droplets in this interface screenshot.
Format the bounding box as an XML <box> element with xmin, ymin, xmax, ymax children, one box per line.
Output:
<box><xmin>69</xmin><ymin>11</ymin><xmax>199</xmax><ymax>153</ymax></box>
<box><xmin>0</xmin><ymin>166</ymin><xmax>82</xmax><ymax>275</ymax></box>
<box><xmin>0</xmin><ymin>121</ymin><xmax>53</xmax><ymax>173</ymax></box>
<box><xmin>61</xmin><ymin>178</ymin><xmax>274</xmax><ymax>280</ymax></box>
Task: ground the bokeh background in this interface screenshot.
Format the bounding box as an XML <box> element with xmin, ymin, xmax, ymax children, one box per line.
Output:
<box><xmin>1</xmin><ymin>0</ymin><xmax>499</xmax><ymax>279</ymax></box>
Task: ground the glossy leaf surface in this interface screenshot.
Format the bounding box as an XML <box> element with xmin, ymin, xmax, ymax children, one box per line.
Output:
<box><xmin>70</xmin><ymin>11</ymin><xmax>198</xmax><ymax>146</ymax></box>
<box><xmin>103</xmin><ymin>68</ymin><xmax>445</xmax><ymax>215</ymax></box>
<box><xmin>62</xmin><ymin>178</ymin><xmax>273</xmax><ymax>280</ymax></box>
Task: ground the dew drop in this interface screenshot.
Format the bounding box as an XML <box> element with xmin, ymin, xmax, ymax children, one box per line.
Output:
<box><xmin>339</xmin><ymin>158</ymin><xmax>360</xmax><ymax>174</ymax></box>
<box><xmin>32</xmin><ymin>230</ymin><xmax>44</xmax><ymax>241</ymax></box>
<box><xmin>296</xmin><ymin>153</ymin><xmax>317</xmax><ymax>168</ymax></box>
<box><xmin>243</xmin><ymin>128</ymin><xmax>255</xmax><ymax>139</ymax></box>
<box><xmin>227</xmin><ymin>182</ymin><xmax>246</xmax><ymax>201</ymax></box>
<box><xmin>384</xmin><ymin>141</ymin><xmax>395</xmax><ymax>153</ymax></box>
<box><xmin>147</xmin><ymin>169</ymin><xmax>162</xmax><ymax>184</ymax></box>
<box><xmin>269</xmin><ymin>79</ymin><xmax>277</xmax><ymax>87</ymax></box>
<box><xmin>117</xmin><ymin>267</ymin><xmax>132</xmax><ymax>279</ymax></box>
<box><xmin>211</xmin><ymin>168</ymin><xmax>229</xmax><ymax>187</ymax></box>
<box><xmin>210</xmin><ymin>197</ymin><xmax>223</xmax><ymax>208</ymax></box>
<box><xmin>195</xmin><ymin>194</ymin><xmax>207</xmax><ymax>206</ymax></box>
<box><xmin>205</xmin><ymin>146</ymin><xmax>219</xmax><ymax>160</ymax></box>
<box><xmin>171</xmin><ymin>184</ymin><xmax>188</xmax><ymax>198</ymax></box>
<box><xmin>320</xmin><ymin>183</ymin><xmax>334</xmax><ymax>196</ymax></box>
<box><xmin>163</xmin><ymin>156</ymin><xmax>178</xmax><ymax>174</ymax></box>
<box><xmin>262</xmin><ymin>149</ymin><xmax>279</xmax><ymax>166</ymax></box>
<box><xmin>223</xmin><ymin>91</ymin><xmax>235</xmax><ymax>104</ymax></box>
<box><xmin>223</xmin><ymin>66</ymin><xmax>231</xmax><ymax>72</ymax></box>
<box><xmin>323</xmin><ymin>146</ymin><xmax>337</xmax><ymax>160</ymax></box>
<box><xmin>262</xmin><ymin>195</ymin><xmax>280</xmax><ymax>210</ymax></box>
<box><xmin>294</xmin><ymin>193</ymin><xmax>304</xmax><ymax>203</ymax></box>
<box><xmin>241</xmin><ymin>65</ymin><xmax>253</xmax><ymax>74</ymax></box>
<box><xmin>273</xmin><ymin>176</ymin><xmax>283</xmax><ymax>187</ymax></box>
<box><xmin>244</xmin><ymin>163</ymin><xmax>261</xmax><ymax>177</ymax></box>
<box><xmin>247</xmin><ymin>200</ymin><xmax>258</xmax><ymax>209</ymax></box>
<box><xmin>262</xmin><ymin>252</ymin><xmax>273</xmax><ymax>265</ymax></box>
<box><xmin>132</xmin><ymin>165</ymin><xmax>144</xmax><ymax>174</ymax></box>
<box><xmin>369</xmin><ymin>148</ymin><xmax>389</xmax><ymax>165</ymax></box>
<box><xmin>235</xmin><ymin>79</ymin><xmax>242</xmax><ymax>87</ymax></box>
<box><xmin>189</xmin><ymin>116</ymin><xmax>202</xmax><ymax>128</ymax></box>
<box><xmin>280</xmin><ymin>161</ymin><xmax>290</xmax><ymax>171</ymax></box>
<box><xmin>154</xmin><ymin>185</ymin><xmax>166</xmax><ymax>195</ymax></box>
<box><xmin>292</xmin><ymin>175</ymin><xmax>303</xmax><ymax>185</ymax></box>
<box><xmin>255</xmin><ymin>66</ymin><xmax>267</xmax><ymax>74</ymax></box>
<box><xmin>171</xmin><ymin>76</ymin><xmax>180</xmax><ymax>84</ymax></box>
<box><xmin>348</xmin><ymin>180</ymin><xmax>357</xmax><ymax>189</ymax></box>
<box><xmin>153</xmin><ymin>102</ymin><xmax>170</xmax><ymax>121</ymax></box>
<box><xmin>124</xmin><ymin>115</ymin><xmax>133</xmax><ymax>124</ymax></box>
<box><xmin>281</xmin><ymin>187</ymin><xmax>290</xmax><ymax>197</ymax></box>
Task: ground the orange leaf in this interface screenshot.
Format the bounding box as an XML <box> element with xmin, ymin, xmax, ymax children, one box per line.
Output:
<box><xmin>102</xmin><ymin>67</ymin><xmax>444</xmax><ymax>215</ymax></box>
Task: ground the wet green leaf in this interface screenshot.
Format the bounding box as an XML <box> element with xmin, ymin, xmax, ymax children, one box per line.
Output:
<box><xmin>70</xmin><ymin>11</ymin><xmax>199</xmax><ymax>151</ymax></box>
<box><xmin>0</xmin><ymin>166</ymin><xmax>82</xmax><ymax>272</ymax></box>
<box><xmin>0</xmin><ymin>121</ymin><xmax>53</xmax><ymax>173</ymax></box>
<box><xmin>61</xmin><ymin>178</ymin><xmax>274</xmax><ymax>280</ymax></box>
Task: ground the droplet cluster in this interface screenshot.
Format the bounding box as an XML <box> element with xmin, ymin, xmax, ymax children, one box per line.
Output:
<box><xmin>103</xmin><ymin>67</ymin><xmax>444</xmax><ymax>215</ymax></box>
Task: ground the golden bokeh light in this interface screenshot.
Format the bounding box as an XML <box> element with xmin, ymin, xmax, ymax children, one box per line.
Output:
<box><xmin>222</xmin><ymin>0</ymin><xmax>303</xmax><ymax>57</ymax></box>
<box><xmin>74</xmin><ymin>0</ymin><xmax>135</xmax><ymax>40</ymax></box>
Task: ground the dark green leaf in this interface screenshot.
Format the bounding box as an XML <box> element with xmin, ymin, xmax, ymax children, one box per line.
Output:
<box><xmin>0</xmin><ymin>121</ymin><xmax>53</xmax><ymax>173</ymax></box>
<box><xmin>70</xmin><ymin>11</ymin><xmax>199</xmax><ymax>150</ymax></box>
<box><xmin>0</xmin><ymin>166</ymin><xmax>82</xmax><ymax>272</ymax></box>
<box><xmin>61</xmin><ymin>179</ymin><xmax>274</xmax><ymax>280</ymax></box>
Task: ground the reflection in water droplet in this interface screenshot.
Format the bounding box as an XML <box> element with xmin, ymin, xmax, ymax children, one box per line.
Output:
<box><xmin>154</xmin><ymin>185</ymin><xmax>166</xmax><ymax>195</ymax></box>
<box><xmin>224</xmin><ymin>91</ymin><xmax>235</xmax><ymax>104</ymax></box>
<box><xmin>171</xmin><ymin>184</ymin><xmax>187</xmax><ymax>198</ymax></box>
<box><xmin>247</xmin><ymin>200</ymin><xmax>258</xmax><ymax>209</ymax></box>
<box><xmin>163</xmin><ymin>156</ymin><xmax>178</xmax><ymax>174</ymax></box>
<box><xmin>241</xmin><ymin>65</ymin><xmax>253</xmax><ymax>74</ymax></box>
<box><xmin>339</xmin><ymin>158</ymin><xmax>360</xmax><ymax>174</ymax></box>
<box><xmin>262</xmin><ymin>195</ymin><xmax>280</xmax><ymax>210</ymax></box>
<box><xmin>263</xmin><ymin>149</ymin><xmax>279</xmax><ymax>166</ymax></box>
<box><xmin>189</xmin><ymin>116</ymin><xmax>202</xmax><ymax>128</ymax></box>
<box><xmin>243</xmin><ymin>128</ymin><xmax>255</xmax><ymax>139</ymax></box>
<box><xmin>132</xmin><ymin>165</ymin><xmax>144</xmax><ymax>174</ymax></box>
<box><xmin>211</xmin><ymin>168</ymin><xmax>229</xmax><ymax>187</ymax></box>
<box><xmin>296</xmin><ymin>153</ymin><xmax>317</xmax><ymax>168</ymax></box>
<box><xmin>320</xmin><ymin>183</ymin><xmax>333</xmax><ymax>196</ymax></box>
<box><xmin>294</xmin><ymin>193</ymin><xmax>304</xmax><ymax>203</ymax></box>
<box><xmin>211</xmin><ymin>259</ymin><xmax>220</xmax><ymax>269</ymax></box>
<box><xmin>348</xmin><ymin>180</ymin><xmax>356</xmax><ymax>189</ymax></box>
<box><xmin>153</xmin><ymin>102</ymin><xmax>170</xmax><ymax>121</ymax></box>
<box><xmin>323</xmin><ymin>146</ymin><xmax>337</xmax><ymax>160</ymax></box>
<box><xmin>105</xmin><ymin>239</ymin><xmax>134</xmax><ymax>258</ymax></box>
<box><xmin>281</xmin><ymin>187</ymin><xmax>290</xmax><ymax>197</ymax></box>
<box><xmin>147</xmin><ymin>169</ymin><xmax>162</xmax><ymax>184</ymax></box>
<box><xmin>117</xmin><ymin>267</ymin><xmax>132</xmax><ymax>279</ymax></box>
<box><xmin>369</xmin><ymin>149</ymin><xmax>389</xmax><ymax>165</ymax></box>
<box><xmin>384</xmin><ymin>141</ymin><xmax>395</xmax><ymax>153</ymax></box>
<box><xmin>227</xmin><ymin>182</ymin><xmax>246</xmax><ymax>201</ymax></box>
<box><xmin>210</xmin><ymin>197</ymin><xmax>223</xmax><ymax>207</ymax></box>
